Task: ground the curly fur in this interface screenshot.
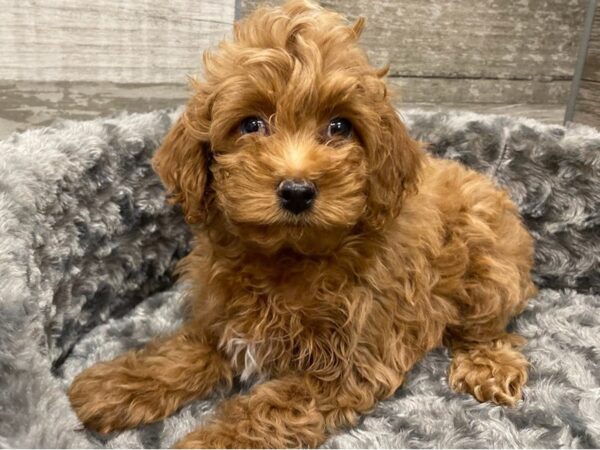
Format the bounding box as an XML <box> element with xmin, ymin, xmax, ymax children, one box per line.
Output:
<box><xmin>68</xmin><ymin>1</ymin><xmax>536</xmax><ymax>447</ymax></box>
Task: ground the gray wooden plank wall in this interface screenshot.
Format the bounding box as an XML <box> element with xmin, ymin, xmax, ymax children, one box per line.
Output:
<box><xmin>572</xmin><ymin>3</ymin><xmax>600</xmax><ymax>128</ymax></box>
<box><xmin>0</xmin><ymin>0</ymin><xmax>591</xmax><ymax>138</ymax></box>
<box><xmin>0</xmin><ymin>0</ymin><xmax>236</xmax><ymax>83</ymax></box>
<box><xmin>240</xmin><ymin>0</ymin><xmax>588</xmax><ymax>106</ymax></box>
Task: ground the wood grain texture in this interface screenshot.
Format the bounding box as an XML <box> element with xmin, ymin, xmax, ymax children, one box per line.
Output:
<box><xmin>573</xmin><ymin>80</ymin><xmax>600</xmax><ymax>128</ymax></box>
<box><xmin>240</xmin><ymin>0</ymin><xmax>586</xmax><ymax>105</ymax></box>
<box><xmin>573</xmin><ymin>3</ymin><xmax>600</xmax><ymax>128</ymax></box>
<box><xmin>573</xmin><ymin>80</ymin><xmax>600</xmax><ymax>129</ymax></box>
<box><xmin>388</xmin><ymin>77</ymin><xmax>570</xmax><ymax>104</ymax></box>
<box><xmin>241</xmin><ymin>0</ymin><xmax>586</xmax><ymax>78</ymax></box>
<box><xmin>0</xmin><ymin>0</ymin><xmax>235</xmax><ymax>83</ymax></box>
<box><xmin>0</xmin><ymin>81</ymin><xmax>188</xmax><ymax>128</ymax></box>
<box><xmin>0</xmin><ymin>81</ymin><xmax>566</xmax><ymax>140</ymax></box>
<box><xmin>582</xmin><ymin>5</ymin><xmax>600</xmax><ymax>82</ymax></box>
<box><xmin>403</xmin><ymin>103</ymin><xmax>566</xmax><ymax>125</ymax></box>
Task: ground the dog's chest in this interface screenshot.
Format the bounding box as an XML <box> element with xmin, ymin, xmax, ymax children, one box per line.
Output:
<box><xmin>214</xmin><ymin>265</ymin><xmax>360</xmax><ymax>382</ymax></box>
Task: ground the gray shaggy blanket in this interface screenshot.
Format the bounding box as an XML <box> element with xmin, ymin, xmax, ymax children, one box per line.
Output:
<box><xmin>0</xmin><ymin>109</ymin><xmax>598</xmax><ymax>449</ymax></box>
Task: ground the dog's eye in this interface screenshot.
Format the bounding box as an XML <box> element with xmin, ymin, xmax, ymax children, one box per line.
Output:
<box><xmin>327</xmin><ymin>118</ymin><xmax>352</xmax><ymax>138</ymax></box>
<box><xmin>240</xmin><ymin>117</ymin><xmax>268</xmax><ymax>135</ymax></box>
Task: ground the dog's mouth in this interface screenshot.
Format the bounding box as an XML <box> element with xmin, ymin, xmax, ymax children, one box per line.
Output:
<box><xmin>276</xmin><ymin>207</ymin><xmax>319</xmax><ymax>226</ymax></box>
<box><xmin>231</xmin><ymin>221</ymin><xmax>352</xmax><ymax>255</ymax></box>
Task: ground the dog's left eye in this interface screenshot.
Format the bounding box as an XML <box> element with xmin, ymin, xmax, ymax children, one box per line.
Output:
<box><xmin>327</xmin><ymin>118</ymin><xmax>352</xmax><ymax>138</ymax></box>
<box><xmin>240</xmin><ymin>117</ymin><xmax>268</xmax><ymax>135</ymax></box>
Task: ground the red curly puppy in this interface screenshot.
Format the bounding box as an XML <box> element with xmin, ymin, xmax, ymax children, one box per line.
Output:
<box><xmin>69</xmin><ymin>1</ymin><xmax>536</xmax><ymax>447</ymax></box>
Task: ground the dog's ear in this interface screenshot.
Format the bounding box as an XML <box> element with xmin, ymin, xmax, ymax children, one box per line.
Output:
<box><xmin>366</xmin><ymin>102</ymin><xmax>423</xmax><ymax>229</ymax></box>
<box><xmin>152</xmin><ymin>111</ymin><xmax>211</xmax><ymax>224</ymax></box>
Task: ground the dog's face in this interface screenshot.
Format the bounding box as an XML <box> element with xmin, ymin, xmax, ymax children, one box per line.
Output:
<box><xmin>153</xmin><ymin>0</ymin><xmax>422</xmax><ymax>253</ymax></box>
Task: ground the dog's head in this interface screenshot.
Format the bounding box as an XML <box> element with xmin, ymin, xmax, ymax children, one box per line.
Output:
<box><xmin>153</xmin><ymin>0</ymin><xmax>422</xmax><ymax>253</ymax></box>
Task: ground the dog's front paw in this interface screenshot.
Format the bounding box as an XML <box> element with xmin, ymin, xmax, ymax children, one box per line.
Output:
<box><xmin>449</xmin><ymin>346</ymin><xmax>528</xmax><ymax>407</ymax></box>
<box><xmin>68</xmin><ymin>358</ymin><xmax>162</xmax><ymax>433</ymax></box>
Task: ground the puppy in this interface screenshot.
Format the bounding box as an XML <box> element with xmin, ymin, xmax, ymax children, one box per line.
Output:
<box><xmin>68</xmin><ymin>1</ymin><xmax>536</xmax><ymax>447</ymax></box>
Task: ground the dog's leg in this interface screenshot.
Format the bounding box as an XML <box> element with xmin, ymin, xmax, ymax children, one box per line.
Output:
<box><xmin>446</xmin><ymin>331</ymin><xmax>528</xmax><ymax>406</ymax></box>
<box><xmin>68</xmin><ymin>326</ymin><xmax>233</xmax><ymax>433</ymax></box>
<box><xmin>174</xmin><ymin>374</ymin><xmax>376</xmax><ymax>449</ymax></box>
<box><xmin>444</xmin><ymin>258</ymin><xmax>534</xmax><ymax>406</ymax></box>
<box><xmin>442</xmin><ymin>217</ymin><xmax>534</xmax><ymax>407</ymax></box>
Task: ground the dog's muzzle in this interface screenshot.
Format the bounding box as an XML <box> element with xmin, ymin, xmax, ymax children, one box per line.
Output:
<box><xmin>277</xmin><ymin>179</ymin><xmax>316</xmax><ymax>214</ymax></box>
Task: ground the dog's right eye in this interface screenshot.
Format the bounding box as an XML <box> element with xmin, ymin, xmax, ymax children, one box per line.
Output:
<box><xmin>240</xmin><ymin>117</ymin><xmax>268</xmax><ymax>135</ymax></box>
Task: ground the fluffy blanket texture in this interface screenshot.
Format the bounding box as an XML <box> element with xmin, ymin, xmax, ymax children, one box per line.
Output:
<box><xmin>0</xmin><ymin>108</ymin><xmax>598</xmax><ymax>448</ymax></box>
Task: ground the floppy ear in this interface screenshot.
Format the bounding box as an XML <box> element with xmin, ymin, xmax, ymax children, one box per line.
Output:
<box><xmin>366</xmin><ymin>102</ymin><xmax>423</xmax><ymax>229</ymax></box>
<box><xmin>152</xmin><ymin>111</ymin><xmax>211</xmax><ymax>224</ymax></box>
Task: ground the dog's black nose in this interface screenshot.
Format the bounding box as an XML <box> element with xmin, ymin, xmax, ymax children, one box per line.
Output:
<box><xmin>277</xmin><ymin>179</ymin><xmax>316</xmax><ymax>214</ymax></box>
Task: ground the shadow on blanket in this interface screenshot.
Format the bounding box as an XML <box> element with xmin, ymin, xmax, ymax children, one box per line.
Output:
<box><xmin>0</xmin><ymin>109</ymin><xmax>598</xmax><ymax>448</ymax></box>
